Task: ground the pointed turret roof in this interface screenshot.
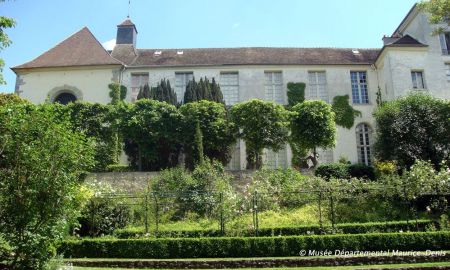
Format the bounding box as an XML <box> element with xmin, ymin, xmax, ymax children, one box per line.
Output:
<box><xmin>12</xmin><ymin>27</ymin><xmax>121</xmax><ymax>70</ymax></box>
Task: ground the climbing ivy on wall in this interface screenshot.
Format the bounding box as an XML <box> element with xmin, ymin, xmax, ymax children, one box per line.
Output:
<box><xmin>287</xmin><ymin>82</ymin><xmax>305</xmax><ymax>107</ymax></box>
<box><xmin>108</xmin><ymin>83</ymin><xmax>127</xmax><ymax>105</ymax></box>
<box><xmin>331</xmin><ymin>95</ymin><xmax>361</xmax><ymax>129</ymax></box>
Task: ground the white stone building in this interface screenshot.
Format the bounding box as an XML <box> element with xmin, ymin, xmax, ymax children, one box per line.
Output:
<box><xmin>11</xmin><ymin>5</ymin><xmax>450</xmax><ymax>170</ymax></box>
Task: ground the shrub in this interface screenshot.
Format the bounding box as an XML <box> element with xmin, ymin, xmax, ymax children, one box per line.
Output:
<box><xmin>374</xmin><ymin>160</ymin><xmax>397</xmax><ymax>176</ymax></box>
<box><xmin>0</xmin><ymin>93</ymin><xmax>29</xmax><ymax>106</ymax></box>
<box><xmin>315</xmin><ymin>163</ymin><xmax>349</xmax><ymax>179</ymax></box>
<box><xmin>348</xmin><ymin>163</ymin><xmax>376</xmax><ymax>180</ymax></box>
<box><xmin>374</xmin><ymin>93</ymin><xmax>450</xmax><ymax>169</ymax></box>
<box><xmin>76</xmin><ymin>181</ymin><xmax>132</xmax><ymax>237</ymax></box>
<box><xmin>59</xmin><ymin>231</ymin><xmax>450</xmax><ymax>258</ymax></box>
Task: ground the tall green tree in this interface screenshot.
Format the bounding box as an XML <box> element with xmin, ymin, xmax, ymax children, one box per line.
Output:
<box><xmin>108</xmin><ymin>82</ymin><xmax>127</xmax><ymax>105</ymax></box>
<box><xmin>120</xmin><ymin>99</ymin><xmax>182</xmax><ymax>171</ymax></box>
<box><xmin>137</xmin><ymin>84</ymin><xmax>151</xmax><ymax>100</ymax></box>
<box><xmin>179</xmin><ymin>100</ymin><xmax>237</xmax><ymax>169</ymax></box>
<box><xmin>230</xmin><ymin>99</ymin><xmax>290</xmax><ymax>169</ymax></box>
<box><xmin>0</xmin><ymin>1</ymin><xmax>15</xmax><ymax>85</ymax></box>
<box><xmin>0</xmin><ymin>103</ymin><xmax>94</xmax><ymax>269</ymax></box>
<box><xmin>290</xmin><ymin>100</ymin><xmax>336</xmax><ymax>168</ymax></box>
<box><xmin>374</xmin><ymin>93</ymin><xmax>450</xmax><ymax>169</ymax></box>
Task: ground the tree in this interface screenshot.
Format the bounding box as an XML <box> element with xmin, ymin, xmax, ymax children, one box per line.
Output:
<box><xmin>193</xmin><ymin>121</ymin><xmax>205</xmax><ymax>166</ymax></box>
<box><xmin>179</xmin><ymin>100</ymin><xmax>237</xmax><ymax>169</ymax></box>
<box><xmin>137</xmin><ymin>83</ymin><xmax>151</xmax><ymax>100</ymax></box>
<box><xmin>120</xmin><ymin>99</ymin><xmax>182</xmax><ymax>171</ymax></box>
<box><xmin>183</xmin><ymin>77</ymin><xmax>225</xmax><ymax>104</ymax></box>
<box><xmin>418</xmin><ymin>0</ymin><xmax>450</xmax><ymax>34</ymax></box>
<box><xmin>374</xmin><ymin>93</ymin><xmax>450</xmax><ymax>169</ymax></box>
<box><xmin>290</xmin><ymin>100</ymin><xmax>337</xmax><ymax>168</ymax></box>
<box><xmin>0</xmin><ymin>2</ymin><xmax>15</xmax><ymax>85</ymax></box>
<box><xmin>230</xmin><ymin>99</ymin><xmax>290</xmax><ymax>169</ymax></box>
<box><xmin>331</xmin><ymin>95</ymin><xmax>361</xmax><ymax>129</ymax></box>
<box><xmin>0</xmin><ymin>103</ymin><xmax>94</xmax><ymax>269</ymax></box>
<box><xmin>287</xmin><ymin>82</ymin><xmax>305</xmax><ymax>107</ymax></box>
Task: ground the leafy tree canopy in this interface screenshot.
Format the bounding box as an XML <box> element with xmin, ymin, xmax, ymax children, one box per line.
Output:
<box><xmin>120</xmin><ymin>99</ymin><xmax>182</xmax><ymax>171</ymax></box>
<box><xmin>230</xmin><ymin>99</ymin><xmax>290</xmax><ymax>169</ymax></box>
<box><xmin>0</xmin><ymin>103</ymin><xmax>94</xmax><ymax>269</ymax></box>
<box><xmin>418</xmin><ymin>0</ymin><xmax>450</xmax><ymax>34</ymax></box>
<box><xmin>0</xmin><ymin>2</ymin><xmax>15</xmax><ymax>85</ymax></box>
<box><xmin>374</xmin><ymin>93</ymin><xmax>450</xmax><ymax>169</ymax></box>
<box><xmin>179</xmin><ymin>100</ymin><xmax>237</xmax><ymax>169</ymax></box>
<box><xmin>290</xmin><ymin>100</ymin><xmax>336</xmax><ymax>167</ymax></box>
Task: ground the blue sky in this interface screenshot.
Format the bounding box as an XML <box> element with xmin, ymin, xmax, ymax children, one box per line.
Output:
<box><xmin>0</xmin><ymin>0</ymin><xmax>418</xmax><ymax>93</ymax></box>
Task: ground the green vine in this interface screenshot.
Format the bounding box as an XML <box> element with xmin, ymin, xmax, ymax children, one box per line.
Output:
<box><xmin>332</xmin><ymin>95</ymin><xmax>361</xmax><ymax>129</ymax></box>
<box><xmin>287</xmin><ymin>82</ymin><xmax>305</xmax><ymax>107</ymax></box>
<box><xmin>108</xmin><ymin>83</ymin><xmax>127</xmax><ymax>105</ymax></box>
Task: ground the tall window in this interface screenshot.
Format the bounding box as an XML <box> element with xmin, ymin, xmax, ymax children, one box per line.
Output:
<box><xmin>220</xmin><ymin>72</ymin><xmax>239</xmax><ymax>105</ymax></box>
<box><xmin>445</xmin><ymin>64</ymin><xmax>450</xmax><ymax>81</ymax></box>
<box><xmin>307</xmin><ymin>71</ymin><xmax>328</xmax><ymax>102</ymax></box>
<box><xmin>130</xmin><ymin>73</ymin><xmax>149</xmax><ymax>101</ymax></box>
<box><xmin>265</xmin><ymin>146</ymin><xmax>288</xmax><ymax>169</ymax></box>
<box><xmin>411</xmin><ymin>71</ymin><xmax>425</xmax><ymax>89</ymax></box>
<box><xmin>226</xmin><ymin>140</ymin><xmax>241</xmax><ymax>171</ymax></box>
<box><xmin>175</xmin><ymin>72</ymin><xmax>193</xmax><ymax>103</ymax></box>
<box><xmin>439</xmin><ymin>32</ymin><xmax>450</xmax><ymax>55</ymax></box>
<box><xmin>264</xmin><ymin>71</ymin><xmax>284</xmax><ymax>104</ymax></box>
<box><xmin>350</xmin><ymin>71</ymin><xmax>369</xmax><ymax>104</ymax></box>
<box><xmin>356</xmin><ymin>123</ymin><xmax>372</xmax><ymax>165</ymax></box>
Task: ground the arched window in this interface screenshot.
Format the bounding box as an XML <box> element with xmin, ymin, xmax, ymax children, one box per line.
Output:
<box><xmin>355</xmin><ymin>123</ymin><xmax>372</xmax><ymax>165</ymax></box>
<box><xmin>53</xmin><ymin>92</ymin><xmax>77</xmax><ymax>105</ymax></box>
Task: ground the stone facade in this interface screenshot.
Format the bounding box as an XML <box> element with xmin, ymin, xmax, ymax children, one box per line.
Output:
<box><xmin>12</xmin><ymin>5</ymin><xmax>450</xmax><ymax>170</ymax></box>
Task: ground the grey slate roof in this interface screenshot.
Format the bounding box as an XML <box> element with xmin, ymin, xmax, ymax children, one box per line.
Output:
<box><xmin>112</xmin><ymin>47</ymin><xmax>380</xmax><ymax>67</ymax></box>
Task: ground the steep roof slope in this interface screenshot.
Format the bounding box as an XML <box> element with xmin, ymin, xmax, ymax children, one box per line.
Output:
<box><xmin>12</xmin><ymin>27</ymin><xmax>121</xmax><ymax>70</ymax></box>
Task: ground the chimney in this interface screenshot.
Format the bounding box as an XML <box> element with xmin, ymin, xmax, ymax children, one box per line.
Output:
<box><xmin>116</xmin><ymin>19</ymin><xmax>138</xmax><ymax>47</ymax></box>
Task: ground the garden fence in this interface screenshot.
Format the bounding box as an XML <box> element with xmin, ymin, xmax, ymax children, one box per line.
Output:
<box><xmin>90</xmin><ymin>185</ymin><xmax>450</xmax><ymax>237</ymax></box>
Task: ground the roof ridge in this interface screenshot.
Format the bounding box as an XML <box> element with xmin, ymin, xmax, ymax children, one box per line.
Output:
<box><xmin>136</xmin><ymin>47</ymin><xmax>381</xmax><ymax>51</ymax></box>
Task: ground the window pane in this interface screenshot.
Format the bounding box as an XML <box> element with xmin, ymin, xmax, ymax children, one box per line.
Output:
<box><xmin>130</xmin><ymin>73</ymin><xmax>149</xmax><ymax>101</ymax></box>
<box><xmin>220</xmin><ymin>72</ymin><xmax>239</xmax><ymax>105</ymax></box>
<box><xmin>308</xmin><ymin>72</ymin><xmax>328</xmax><ymax>102</ymax></box>
<box><xmin>264</xmin><ymin>72</ymin><xmax>284</xmax><ymax>104</ymax></box>
<box><xmin>350</xmin><ymin>71</ymin><xmax>368</xmax><ymax>104</ymax></box>
<box><xmin>175</xmin><ymin>72</ymin><xmax>193</xmax><ymax>103</ymax></box>
<box><xmin>356</xmin><ymin>123</ymin><xmax>372</xmax><ymax>165</ymax></box>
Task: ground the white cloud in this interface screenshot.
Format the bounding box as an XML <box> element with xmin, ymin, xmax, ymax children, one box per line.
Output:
<box><xmin>102</xmin><ymin>39</ymin><xmax>116</xmax><ymax>50</ymax></box>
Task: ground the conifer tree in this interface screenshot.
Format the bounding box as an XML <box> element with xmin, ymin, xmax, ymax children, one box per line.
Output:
<box><xmin>211</xmin><ymin>78</ymin><xmax>224</xmax><ymax>104</ymax></box>
<box><xmin>137</xmin><ymin>84</ymin><xmax>151</xmax><ymax>100</ymax></box>
<box><xmin>193</xmin><ymin>120</ymin><xmax>204</xmax><ymax>165</ymax></box>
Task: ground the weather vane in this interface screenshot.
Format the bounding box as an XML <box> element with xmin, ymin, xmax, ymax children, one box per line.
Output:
<box><xmin>127</xmin><ymin>0</ymin><xmax>131</xmax><ymax>18</ymax></box>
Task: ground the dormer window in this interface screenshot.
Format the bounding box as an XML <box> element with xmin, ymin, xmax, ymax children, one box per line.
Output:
<box><xmin>439</xmin><ymin>32</ymin><xmax>450</xmax><ymax>55</ymax></box>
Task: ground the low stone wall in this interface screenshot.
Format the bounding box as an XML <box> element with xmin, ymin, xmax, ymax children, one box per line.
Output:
<box><xmin>68</xmin><ymin>254</ymin><xmax>450</xmax><ymax>269</ymax></box>
<box><xmin>85</xmin><ymin>172</ymin><xmax>160</xmax><ymax>193</ymax></box>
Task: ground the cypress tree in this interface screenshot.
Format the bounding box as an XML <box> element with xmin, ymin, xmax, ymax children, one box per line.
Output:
<box><xmin>211</xmin><ymin>77</ymin><xmax>224</xmax><ymax>104</ymax></box>
<box><xmin>193</xmin><ymin>120</ymin><xmax>204</xmax><ymax>165</ymax></box>
<box><xmin>137</xmin><ymin>84</ymin><xmax>151</xmax><ymax>100</ymax></box>
<box><xmin>203</xmin><ymin>77</ymin><xmax>213</xmax><ymax>101</ymax></box>
<box><xmin>184</xmin><ymin>78</ymin><xmax>197</xmax><ymax>104</ymax></box>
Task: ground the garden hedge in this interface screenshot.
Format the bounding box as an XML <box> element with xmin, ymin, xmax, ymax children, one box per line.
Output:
<box><xmin>59</xmin><ymin>231</ymin><xmax>450</xmax><ymax>258</ymax></box>
<box><xmin>114</xmin><ymin>220</ymin><xmax>434</xmax><ymax>238</ymax></box>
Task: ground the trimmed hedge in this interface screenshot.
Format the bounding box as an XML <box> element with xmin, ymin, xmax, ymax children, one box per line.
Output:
<box><xmin>59</xmin><ymin>231</ymin><xmax>450</xmax><ymax>258</ymax></box>
<box><xmin>315</xmin><ymin>163</ymin><xmax>376</xmax><ymax>180</ymax></box>
<box><xmin>114</xmin><ymin>220</ymin><xmax>434</xmax><ymax>239</ymax></box>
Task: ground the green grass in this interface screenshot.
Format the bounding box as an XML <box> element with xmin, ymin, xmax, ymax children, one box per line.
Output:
<box><xmin>71</xmin><ymin>261</ymin><xmax>450</xmax><ymax>269</ymax></box>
